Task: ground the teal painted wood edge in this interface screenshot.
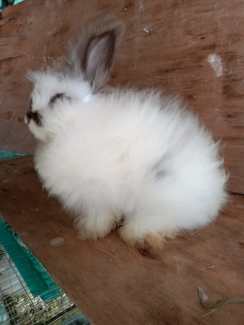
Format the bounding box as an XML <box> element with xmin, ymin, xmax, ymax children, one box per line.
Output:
<box><xmin>0</xmin><ymin>217</ymin><xmax>61</xmax><ymax>301</ymax></box>
<box><xmin>14</xmin><ymin>0</ymin><xmax>24</xmax><ymax>4</ymax></box>
<box><xmin>0</xmin><ymin>150</ymin><xmax>30</xmax><ymax>160</ymax></box>
<box><xmin>0</xmin><ymin>0</ymin><xmax>24</xmax><ymax>11</ymax></box>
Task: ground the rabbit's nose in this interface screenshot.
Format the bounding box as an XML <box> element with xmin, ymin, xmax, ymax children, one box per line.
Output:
<box><xmin>25</xmin><ymin>110</ymin><xmax>42</xmax><ymax>126</ymax></box>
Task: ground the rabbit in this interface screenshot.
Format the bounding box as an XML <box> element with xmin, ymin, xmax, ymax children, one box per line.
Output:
<box><xmin>25</xmin><ymin>17</ymin><xmax>227</xmax><ymax>248</ymax></box>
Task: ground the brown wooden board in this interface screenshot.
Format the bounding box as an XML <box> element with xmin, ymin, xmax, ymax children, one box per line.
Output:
<box><xmin>0</xmin><ymin>0</ymin><xmax>244</xmax><ymax>193</ymax></box>
<box><xmin>0</xmin><ymin>157</ymin><xmax>244</xmax><ymax>324</ymax></box>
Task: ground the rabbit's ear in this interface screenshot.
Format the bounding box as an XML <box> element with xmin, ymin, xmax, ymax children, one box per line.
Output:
<box><xmin>83</xmin><ymin>29</ymin><xmax>118</xmax><ymax>90</ymax></box>
<box><xmin>68</xmin><ymin>17</ymin><xmax>123</xmax><ymax>91</ymax></box>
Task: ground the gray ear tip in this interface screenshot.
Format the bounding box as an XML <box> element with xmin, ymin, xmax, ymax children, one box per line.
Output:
<box><xmin>105</xmin><ymin>16</ymin><xmax>125</xmax><ymax>34</ymax></box>
<box><xmin>89</xmin><ymin>14</ymin><xmax>125</xmax><ymax>42</ymax></box>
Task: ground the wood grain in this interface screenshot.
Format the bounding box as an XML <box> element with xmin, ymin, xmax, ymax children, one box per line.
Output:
<box><xmin>1</xmin><ymin>157</ymin><xmax>244</xmax><ymax>324</ymax></box>
<box><xmin>0</xmin><ymin>0</ymin><xmax>244</xmax><ymax>193</ymax></box>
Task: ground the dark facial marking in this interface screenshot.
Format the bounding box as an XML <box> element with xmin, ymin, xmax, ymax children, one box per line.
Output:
<box><xmin>49</xmin><ymin>93</ymin><xmax>67</xmax><ymax>106</ymax></box>
<box><xmin>26</xmin><ymin>111</ymin><xmax>42</xmax><ymax>126</ymax></box>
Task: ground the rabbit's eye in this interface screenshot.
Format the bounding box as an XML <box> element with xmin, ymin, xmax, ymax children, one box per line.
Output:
<box><xmin>49</xmin><ymin>93</ymin><xmax>65</xmax><ymax>106</ymax></box>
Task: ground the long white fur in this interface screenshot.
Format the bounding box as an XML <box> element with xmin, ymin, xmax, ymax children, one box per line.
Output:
<box><xmin>28</xmin><ymin>72</ymin><xmax>227</xmax><ymax>245</ymax></box>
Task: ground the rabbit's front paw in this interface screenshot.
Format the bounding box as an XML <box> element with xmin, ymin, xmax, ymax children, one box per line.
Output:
<box><xmin>75</xmin><ymin>214</ymin><xmax>116</xmax><ymax>240</ymax></box>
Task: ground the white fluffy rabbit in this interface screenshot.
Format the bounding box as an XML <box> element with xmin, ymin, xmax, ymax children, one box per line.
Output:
<box><xmin>25</xmin><ymin>18</ymin><xmax>227</xmax><ymax>248</ymax></box>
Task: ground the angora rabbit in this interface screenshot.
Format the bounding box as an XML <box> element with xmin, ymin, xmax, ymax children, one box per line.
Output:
<box><xmin>25</xmin><ymin>18</ymin><xmax>227</xmax><ymax>248</ymax></box>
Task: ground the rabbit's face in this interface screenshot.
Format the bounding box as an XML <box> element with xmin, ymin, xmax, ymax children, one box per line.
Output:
<box><xmin>26</xmin><ymin>17</ymin><xmax>123</xmax><ymax>142</ymax></box>
<box><xmin>25</xmin><ymin>72</ymin><xmax>91</xmax><ymax>142</ymax></box>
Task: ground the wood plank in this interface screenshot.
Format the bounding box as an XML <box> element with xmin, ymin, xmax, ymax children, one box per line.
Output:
<box><xmin>0</xmin><ymin>0</ymin><xmax>244</xmax><ymax>193</ymax></box>
<box><xmin>0</xmin><ymin>157</ymin><xmax>244</xmax><ymax>324</ymax></box>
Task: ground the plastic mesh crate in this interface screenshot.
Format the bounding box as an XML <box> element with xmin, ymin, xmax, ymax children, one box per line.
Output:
<box><xmin>0</xmin><ymin>218</ymin><xmax>60</xmax><ymax>301</ymax></box>
<box><xmin>0</xmin><ymin>219</ymin><xmax>89</xmax><ymax>324</ymax></box>
<box><xmin>0</xmin><ymin>243</ymin><xmax>74</xmax><ymax>324</ymax></box>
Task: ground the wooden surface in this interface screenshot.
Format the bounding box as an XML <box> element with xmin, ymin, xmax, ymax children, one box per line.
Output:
<box><xmin>1</xmin><ymin>157</ymin><xmax>244</xmax><ymax>324</ymax></box>
<box><xmin>0</xmin><ymin>0</ymin><xmax>244</xmax><ymax>193</ymax></box>
<box><xmin>1</xmin><ymin>1</ymin><xmax>244</xmax><ymax>322</ymax></box>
